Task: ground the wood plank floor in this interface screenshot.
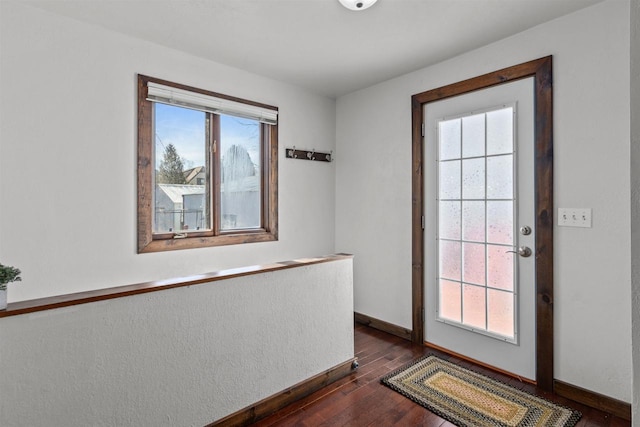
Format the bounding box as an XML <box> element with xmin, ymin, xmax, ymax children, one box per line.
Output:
<box><xmin>252</xmin><ymin>324</ymin><xmax>631</xmax><ymax>426</ymax></box>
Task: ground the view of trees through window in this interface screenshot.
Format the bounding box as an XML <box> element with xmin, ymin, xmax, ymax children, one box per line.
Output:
<box><xmin>157</xmin><ymin>144</ymin><xmax>187</xmax><ymax>185</ymax></box>
<box><xmin>153</xmin><ymin>103</ymin><xmax>261</xmax><ymax>234</ymax></box>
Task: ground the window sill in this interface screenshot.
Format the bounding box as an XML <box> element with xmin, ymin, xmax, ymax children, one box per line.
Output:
<box><xmin>139</xmin><ymin>229</ymin><xmax>277</xmax><ymax>253</ymax></box>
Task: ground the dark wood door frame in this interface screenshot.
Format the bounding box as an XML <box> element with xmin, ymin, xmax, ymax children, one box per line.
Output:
<box><xmin>411</xmin><ymin>56</ymin><xmax>554</xmax><ymax>391</ymax></box>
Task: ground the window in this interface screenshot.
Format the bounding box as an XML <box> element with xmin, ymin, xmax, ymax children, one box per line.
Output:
<box><xmin>436</xmin><ymin>106</ymin><xmax>517</xmax><ymax>341</ymax></box>
<box><xmin>137</xmin><ymin>75</ymin><xmax>278</xmax><ymax>253</ymax></box>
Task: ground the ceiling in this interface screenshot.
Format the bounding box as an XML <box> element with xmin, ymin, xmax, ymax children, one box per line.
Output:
<box><xmin>24</xmin><ymin>0</ymin><xmax>602</xmax><ymax>98</ymax></box>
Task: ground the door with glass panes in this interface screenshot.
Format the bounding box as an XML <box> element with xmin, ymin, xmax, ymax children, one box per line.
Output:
<box><xmin>424</xmin><ymin>77</ymin><xmax>535</xmax><ymax>380</ymax></box>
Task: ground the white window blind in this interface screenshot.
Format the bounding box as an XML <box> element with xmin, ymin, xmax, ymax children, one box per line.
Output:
<box><xmin>146</xmin><ymin>82</ymin><xmax>278</xmax><ymax>125</ymax></box>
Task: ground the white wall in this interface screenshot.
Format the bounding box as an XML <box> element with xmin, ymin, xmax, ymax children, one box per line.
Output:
<box><xmin>630</xmin><ymin>0</ymin><xmax>640</xmax><ymax>422</ymax></box>
<box><xmin>0</xmin><ymin>258</ymin><xmax>355</xmax><ymax>427</ymax></box>
<box><xmin>336</xmin><ymin>0</ymin><xmax>632</xmax><ymax>402</ymax></box>
<box><xmin>0</xmin><ymin>1</ymin><xmax>337</xmax><ymax>302</ymax></box>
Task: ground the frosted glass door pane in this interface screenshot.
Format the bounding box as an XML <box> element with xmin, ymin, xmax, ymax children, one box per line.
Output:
<box><xmin>487</xmin><ymin>155</ymin><xmax>513</xmax><ymax>199</ymax></box>
<box><xmin>462</xmin><ymin>201</ymin><xmax>485</xmax><ymax>242</ymax></box>
<box><xmin>463</xmin><ymin>284</ymin><xmax>486</xmax><ymax>329</ymax></box>
<box><xmin>440</xmin><ymin>241</ymin><xmax>461</xmax><ymax>281</ymax></box>
<box><xmin>487</xmin><ymin>201</ymin><xmax>513</xmax><ymax>245</ymax></box>
<box><xmin>488</xmin><ymin>289</ymin><xmax>514</xmax><ymax>338</ymax></box>
<box><xmin>487</xmin><ymin>108</ymin><xmax>513</xmax><ymax>155</ymax></box>
<box><xmin>440</xmin><ymin>280</ymin><xmax>461</xmax><ymax>322</ymax></box>
<box><xmin>487</xmin><ymin>245</ymin><xmax>514</xmax><ymax>291</ymax></box>
<box><xmin>463</xmin><ymin>243</ymin><xmax>485</xmax><ymax>285</ymax></box>
<box><xmin>462</xmin><ymin>158</ymin><xmax>485</xmax><ymax>199</ymax></box>
<box><xmin>439</xmin><ymin>119</ymin><xmax>461</xmax><ymax>160</ymax></box>
<box><xmin>462</xmin><ymin>114</ymin><xmax>485</xmax><ymax>158</ymax></box>
<box><xmin>439</xmin><ymin>161</ymin><xmax>461</xmax><ymax>199</ymax></box>
<box><xmin>435</xmin><ymin>105</ymin><xmax>517</xmax><ymax>342</ymax></box>
<box><xmin>439</xmin><ymin>201</ymin><xmax>461</xmax><ymax>240</ymax></box>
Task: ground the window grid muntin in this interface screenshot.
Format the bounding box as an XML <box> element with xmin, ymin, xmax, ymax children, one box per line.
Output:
<box><xmin>435</xmin><ymin>104</ymin><xmax>519</xmax><ymax>343</ymax></box>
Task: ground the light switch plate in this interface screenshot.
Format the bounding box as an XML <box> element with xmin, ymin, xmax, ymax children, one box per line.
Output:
<box><xmin>558</xmin><ymin>208</ymin><xmax>592</xmax><ymax>228</ymax></box>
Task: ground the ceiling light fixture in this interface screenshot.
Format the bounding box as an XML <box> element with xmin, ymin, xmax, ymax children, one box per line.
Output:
<box><xmin>338</xmin><ymin>0</ymin><xmax>378</xmax><ymax>11</ymax></box>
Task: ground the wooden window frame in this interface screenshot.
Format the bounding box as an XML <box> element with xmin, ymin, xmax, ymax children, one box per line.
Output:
<box><xmin>137</xmin><ymin>75</ymin><xmax>278</xmax><ymax>253</ymax></box>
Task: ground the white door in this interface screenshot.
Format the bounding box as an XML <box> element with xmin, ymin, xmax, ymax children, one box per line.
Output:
<box><xmin>424</xmin><ymin>77</ymin><xmax>535</xmax><ymax>380</ymax></box>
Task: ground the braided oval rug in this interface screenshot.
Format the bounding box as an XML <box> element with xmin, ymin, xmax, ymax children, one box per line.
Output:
<box><xmin>381</xmin><ymin>355</ymin><xmax>581</xmax><ymax>427</ymax></box>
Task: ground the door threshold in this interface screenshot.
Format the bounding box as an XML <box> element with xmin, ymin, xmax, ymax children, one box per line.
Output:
<box><xmin>424</xmin><ymin>341</ymin><xmax>537</xmax><ymax>385</ymax></box>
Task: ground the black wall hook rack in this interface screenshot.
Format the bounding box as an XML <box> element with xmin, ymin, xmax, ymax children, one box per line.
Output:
<box><xmin>286</xmin><ymin>147</ymin><xmax>333</xmax><ymax>162</ymax></box>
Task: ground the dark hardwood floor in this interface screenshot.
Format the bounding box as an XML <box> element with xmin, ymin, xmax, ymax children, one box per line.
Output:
<box><xmin>252</xmin><ymin>324</ymin><xmax>630</xmax><ymax>427</ymax></box>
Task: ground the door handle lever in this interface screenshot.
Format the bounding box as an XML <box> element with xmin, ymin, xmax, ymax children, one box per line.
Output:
<box><xmin>506</xmin><ymin>246</ymin><xmax>532</xmax><ymax>257</ymax></box>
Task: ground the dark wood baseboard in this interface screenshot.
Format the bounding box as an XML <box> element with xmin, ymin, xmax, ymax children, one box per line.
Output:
<box><xmin>554</xmin><ymin>379</ymin><xmax>631</xmax><ymax>421</ymax></box>
<box><xmin>354</xmin><ymin>312</ymin><xmax>412</xmax><ymax>341</ymax></box>
<box><xmin>208</xmin><ymin>357</ymin><xmax>358</xmax><ymax>427</ymax></box>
